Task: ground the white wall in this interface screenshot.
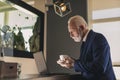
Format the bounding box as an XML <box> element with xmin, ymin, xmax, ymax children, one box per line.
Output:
<box><xmin>92</xmin><ymin>0</ymin><xmax>120</xmax><ymax>10</ymax></box>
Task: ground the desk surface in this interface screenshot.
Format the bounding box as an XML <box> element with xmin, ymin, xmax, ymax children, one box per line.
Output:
<box><xmin>0</xmin><ymin>74</ymin><xmax>86</xmax><ymax>80</ymax></box>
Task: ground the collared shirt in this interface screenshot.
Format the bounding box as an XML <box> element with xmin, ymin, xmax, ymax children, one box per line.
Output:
<box><xmin>82</xmin><ymin>29</ymin><xmax>90</xmax><ymax>42</ymax></box>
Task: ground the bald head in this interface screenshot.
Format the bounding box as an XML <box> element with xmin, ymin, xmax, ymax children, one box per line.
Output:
<box><xmin>67</xmin><ymin>15</ymin><xmax>89</xmax><ymax>42</ymax></box>
<box><xmin>68</xmin><ymin>15</ymin><xmax>87</xmax><ymax>29</ymax></box>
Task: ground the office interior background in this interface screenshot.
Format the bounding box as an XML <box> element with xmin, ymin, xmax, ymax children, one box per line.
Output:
<box><xmin>0</xmin><ymin>0</ymin><xmax>120</xmax><ymax>79</ymax></box>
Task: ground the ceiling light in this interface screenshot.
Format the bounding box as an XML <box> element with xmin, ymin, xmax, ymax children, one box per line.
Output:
<box><xmin>54</xmin><ymin>0</ymin><xmax>72</xmax><ymax>17</ymax></box>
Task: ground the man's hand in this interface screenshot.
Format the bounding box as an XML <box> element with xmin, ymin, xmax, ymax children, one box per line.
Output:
<box><xmin>57</xmin><ymin>55</ymin><xmax>75</xmax><ymax>69</ymax></box>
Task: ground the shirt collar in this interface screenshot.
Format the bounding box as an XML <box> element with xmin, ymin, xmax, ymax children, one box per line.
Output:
<box><xmin>82</xmin><ymin>29</ymin><xmax>90</xmax><ymax>42</ymax></box>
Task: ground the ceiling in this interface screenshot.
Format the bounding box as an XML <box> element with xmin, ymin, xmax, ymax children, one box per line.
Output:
<box><xmin>0</xmin><ymin>0</ymin><xmax>35</xmax><ymax>12</ymax></box>
<box><xmin>22</xmin><ymin>0</ymin><xmax>120</xmax><ymax>11</ymax></box>
<box><xmin>1</xmin><ymin>0</ymin><xmax>120</xmax><ymax>12</ymax></box>
<box><xmin>0</xmin><ymin>1</ymin><xmax>7</xmax><ymax>7</ymax></box>
<box><xmin>0</xmin><ymin>1</ymin><xmax>16</xmax><ymax>12</ymax></box>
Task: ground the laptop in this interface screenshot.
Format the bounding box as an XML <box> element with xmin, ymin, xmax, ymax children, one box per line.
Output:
<box><xmin>33</xmin><ymin>51</ymin><xmax>70</xmax><ymax>76</ymax></box>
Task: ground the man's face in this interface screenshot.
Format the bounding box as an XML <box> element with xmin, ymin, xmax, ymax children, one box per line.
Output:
<box><xmin>68</xmin><ymin>24</ymin><xmax>83</xmax><ymax>42</ymax></box>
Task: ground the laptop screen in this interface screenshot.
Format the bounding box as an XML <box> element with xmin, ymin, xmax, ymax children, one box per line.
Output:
<box><xmin>33</xmin><ymin>52</ymin><xmax>48</xmax><ymax>74</ymax></box>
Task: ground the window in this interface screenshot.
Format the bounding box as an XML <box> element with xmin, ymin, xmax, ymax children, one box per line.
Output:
<box><xmin>0</xmin><ymin>10</ymin><xmax>37</xmax><ymax>52</ymax></box>
<box><xmin>8</xmin><ymin>10</ymin><xmax>37</xmax><ymax>51</ymax></box>
<box><xmin>92</xmin><ymin>8</ymin><xmax>120</xmax><ymax>20</ymax></box>
<box><xmin>92</xmin><ymin>8</ymin><xmax>120</xmax><ymax>62</ymax></box>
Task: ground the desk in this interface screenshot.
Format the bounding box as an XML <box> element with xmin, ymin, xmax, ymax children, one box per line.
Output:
<box><xmin>0</xmin><ymin>74</ymin><xmax>86</xmax><ymax>80</ymax></box>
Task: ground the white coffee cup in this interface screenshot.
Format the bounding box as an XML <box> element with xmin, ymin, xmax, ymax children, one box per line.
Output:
<box><xmin>59</xmin><ymin>55</ymin><xmax>69</xmax><ymax>61</ymax></box>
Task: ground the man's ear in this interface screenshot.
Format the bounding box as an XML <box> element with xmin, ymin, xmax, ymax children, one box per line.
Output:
<box><xmin>79</xmin><ymin>25</ymin><xmax>84</xmax><ymax>30</ymax></box>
